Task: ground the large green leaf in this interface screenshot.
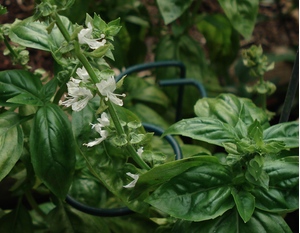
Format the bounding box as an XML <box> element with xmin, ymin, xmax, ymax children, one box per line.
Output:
<box><xmin>0</xmin><ymin>117</ymin><xmax>23</xmax><ymax>181</ymax></box>
<box><xmin>263</xmin><ymin>121</ymin><xmax>299</xmax><ymax>148</ymax></box>
<box><xmin>10</xmin><ymin>16</ymin><xmax>73</xmax><ymax>51</ymax></box>
<box><xmin>146</xmin><ymin>161</ymin><xmax>234</xmax><ymax>221</ymax></box>
<box><xmin>163</xmin><ymin>117</ymin><xmax>238</xmax><ymax>146</ymax></box>
<box><xmin>218</xmin><ymin>0</ymin><xmax>259</xmax><ymax>39</ymax></box>
<box><xmin>9</xmin><ymin>16</ymin><xmax>74</xmax><ymax>66</ymax></box>
<box><xmin>172</xmin><ymin>209</ymin><xmax>292</xmax><ymax>233</ymax></box>
<box><xmin>0</xmin><ymin>70</ymin><xmax>43</xmax><ymax>106</ymax></box>
<box><xmin>252</xmin><ymin>156</ymin><xmax>299</xmax><ymax>213</ymax></box>
<box><xmin>194</xmin><ymin>94</ymin><xmax>270</xmax><ymax>129</ymax></box>
<box><xmin>156</xmin><ymin>0</ymin><xmax>194</xmax><ymax>24</ymax></box>
<box><xmin>130</xmin><ymin>156</ymin><xmax>219</xmax><ymax>200</ymax></box>
<box><xmin>30</xmin><ymin>104</ymin><xmax>76</xmax><ymax>199</ymax></box>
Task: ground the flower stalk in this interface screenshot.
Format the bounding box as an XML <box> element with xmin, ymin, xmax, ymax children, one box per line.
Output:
<box><xmin>54</xmin><ymin>14</ymin><xmax>150</xmax><ymax>171</ymax></box>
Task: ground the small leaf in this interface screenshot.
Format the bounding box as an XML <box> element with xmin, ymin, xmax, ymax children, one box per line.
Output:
<box><xmin>231</xmin><ymin>188</ymin><xmax>255</xmax><ymax>223</ymax></box>
<box><xmin>156</xmin><ymin>0</ymin><xmax>194</xmax><ymax>24</ymax></box>
<box><xmin>247</xmin><ymin>120</ymin><xmax>263</xmax><ymax>146</ymax></box>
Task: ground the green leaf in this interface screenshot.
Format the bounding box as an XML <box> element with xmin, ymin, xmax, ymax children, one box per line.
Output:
<box><xmin>9</xmin><ymin>16</ymin><xmax>74</xmax><ymax>65</ymax></box>
<box><xmin>10</xmin><ymin>16</ymin><xmax>73</xmax><ymax>51</ymax></box>
<box><xmin>172</xmin><ymin>209</ymin><xmax>293</xmax><ymax>233</ymax></box>
<box><xmin>252</xmin><ymin>156</ymin><xmax>298</xmax><ymax>213</ymax></box>
<box><xmin>0</xmin><ymin>204</ymin><xmax>34</xmax><ymax>233</ymax></box>
<box><xmin>194</xmin><ymin>94</ymin><xmax>270</xmax><ymax>130</ymax></box>
<box><xmin>146</xmin><ymin>161</ymin><xmax>234</xmax><ymax>221</ymax></box>
<box><xmin>0</xmin><ymin>70</ymin><xmax>43</xmax><ymax>106</ymax></box>
<box><xmin>196</xmin><ymin>14</ymin><xmax>239</xmax><ymax>70</ymax></box>
<box><xmin>30</xmin><ymin>104</ymin><xmax>76</xmax><ymax>199</ymax></box>
<box><xmin>131</xmin><ymin>156</ymin><xmax>219</xmax><ymax>201</ymax></box>
<box><xmin>163</xmin><ymin>117</ymin><xmax>238</xmax><ymax>146</ymax></box>
<box><xmin>7</xmin><ymin>92</ymin><xmax>44</xmax><ymax>106</ymax></box>
<box><xmin>128</xmin><ymin>104</ymin><xmax>170</xmax><ymax>129</ymax></box>
<box><xmin>0</xmin><ymin>122</ymin><xmax>23</xmax><ymax>182</ymax></box>
<box><xmin>247</xmin><ymin>120</ymin><xmax>263</xmax><ymax>146</ymax></box>
<box><xmin>47</xmin><ymin>204</ymin><xmax>110</xmax><ymax>233</ymax></box>
<box><xmin>39</xmin><ymin>78</ymin><xmax>58</xmax><ymax>103</ymax></box>
<box><xmin>263</xmin><ymin>121</ymin><xmax>299</xmax><ymax>148</ymax></box>
<box><xmin>73</xmin><ymin>104</ymin><xmax>149</xmax><ymax>213</ymax></box>
<box><xmin>155</xmin><ymin>34</ymin><xmax>211</xmax><ymax>116</ymax></box>
<box><xmin>156</xmin><ymin>0</ymin><xmax>193</xmax><ymax>24</ymax></box>
<box><xmin>217</xmin><ymin>0</ymin><xmax>259</xmax><ymax>39</ymax></box>
<box><xmin>231</xmin><ymin>188</ymin><xmax>255</xmax><ymax>223</ymax></box>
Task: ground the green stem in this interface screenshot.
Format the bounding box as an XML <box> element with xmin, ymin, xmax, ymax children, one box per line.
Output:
<box><xmin>106</xmin><ymin>100</ymin><xmax>150</xmax><ymax>170</ymax></box>
<box><xmin>74</xmin><ymin>41</ymin><xmax>99</xmax><ymax>84</ymax></box>
<box><xmin>24</xmin><ymin>190</ymin><xmax>46</xmax><ymax>218</ymax></box>
<box><xmin>4</xmin><ymin>37</ymin><xmax>18</xmax><ymax>57</ymax></box>
<box><xmin>54</xmin><ymin>13</ymin><xmax>150</xmax><ymax>171</ymax></box>
<box><xmin>54</xmin><ymin>13</ymin><xmax>70</xmax><ymax>42</ymax></box>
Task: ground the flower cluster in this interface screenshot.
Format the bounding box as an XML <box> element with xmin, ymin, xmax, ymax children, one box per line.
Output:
<box><xmin>59</xmin><ymin>67</ymin><xmax>93</xmax><ymax>112</ymax></box>
<box><xmin>60</xmin><ymin>23</ymin><xmax>125</xmax><ymax>111</ymax></box>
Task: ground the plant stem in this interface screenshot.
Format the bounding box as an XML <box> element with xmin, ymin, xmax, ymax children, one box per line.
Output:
<box><xmin>106</xmin><ymin>100</ymin><xmax>151</xmax><ymax>171</ymax></box>
<box><xmin>54</xmin><ymin>14</ymin><xmax>150</xmax><ymax>170</ymax></box>
<box><xmin>25</xmin><ymin>190</ymin><xmax>46</xmax><ymax>218</ymax></box>
<box><xmin>3</xmin><ymin>37</ymin><xmax>17</xmax><ymax>57</ymax></box>
<box><xmin>54</xmin><ymin>13</ymin><xmax>70</xmax><ymax>42</ymax></box>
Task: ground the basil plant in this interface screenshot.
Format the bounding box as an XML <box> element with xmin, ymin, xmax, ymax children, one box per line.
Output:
<box><xmin>0</xmin><ymin>0</ymin><xmax>298</xmax><ymax>232</ymax></box>
<box><xmin>131</xmin><ymin>94</ymin><xmax>298</xmax><ymax>232</ymax></box>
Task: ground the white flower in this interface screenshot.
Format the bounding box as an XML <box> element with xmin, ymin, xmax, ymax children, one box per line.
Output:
<box><xmin>83</xmin><ymin>112</ymin><xmax>110</xmax><ymax>147</ymax></box>
<box><xmin>78</xmin><ymin>22</ymin><xmax>106</xmax><ymax>50</ymax></box>
<box><xmin>96</xmin><ymin>112</ymin><xmax>110</xmax><ymax>127</ymax></box>
<box><xmin>76</xmin><ymin>67</ymin><xmax>90</xmax><ymax>83</ymax></box>
<box><xmin>123</xmin><ymin>172</ymin><xmax>139</xmax><ymax>189</ymax></box>
<box><xmin>83</xmin><ymin>129</ymin><xmax>109</xmax><ymax>147</ymax></box>
<box><xmin>59</xmin><ymin>78</ymin><xmax>93</xmax><ymax>112</ymax></box>
<box><xmin>96</xmin><ymin>76</ymin><xmax>126</xmax><ymax>106</ymax></box>
<box><xmin>137</xmin><ymin>147</ymin><xmax>144</xmax><ymax>157</ymax></box>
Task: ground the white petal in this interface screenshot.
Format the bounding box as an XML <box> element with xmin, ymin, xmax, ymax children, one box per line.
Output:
<box><xmin>137</xmin><ymin>147</ymin><xmax>144</xmax><ymax>157</ymax></box>
<box><xmin>97</xmin><ymin>112</ymin><xmax>110</xmax><ymax>127</ymax></box>
<box><xmin>76</xmin><ymin>67</ymin><xmax>90</xmax><ymax>83</ymax></box>
<box><xmin>123</xmin><ymin>172</ymin><xmax>139</xmax><ymax>188</ymax></box>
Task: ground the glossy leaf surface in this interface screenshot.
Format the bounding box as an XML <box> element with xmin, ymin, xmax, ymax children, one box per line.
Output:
<box><xmin>30</xmin><ymin>104</ymin><xmax>76</xmax><ymax>199</ymax></box>
<box><xmin>263</xmin><ymin>121</ymin><xmax>299</xmax><ymax>148</ymax></box>
<box><xmin>0</xmin><ymin>112</ymin><xmax>23</xmax><ymax>181</ymax></box>
<box><xmin>194</xmin><ymin>93</ymin><xmax>269</xmax><ymax>129</ymax></box>
<box><xmin>172</xmin><ymin>209</ymin><xmax>292</xmax><ymax>233</ymax></box>
<box><xmin>146</xmin><ymin>160</ymin><xmax>234</xmax><ymax>221</ymax></box>
<box><xmin>163</xmin><ymin>117</ymin><xmax>238</xmax><ymax>146</ymax></box>
<box><xmin>0</xmin><ymin>70</ymin><xmax>43</xmax><ymax>106</ymax></box>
